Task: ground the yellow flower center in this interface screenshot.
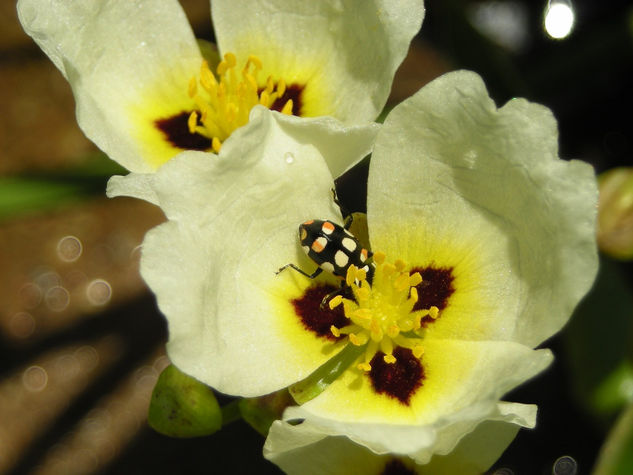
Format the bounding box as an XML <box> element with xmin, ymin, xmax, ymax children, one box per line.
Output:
<box><xmin>187</xmin><ymin>52</ymin><xmax>294</xmax><ymax>153</ymax></box>
<box><xmin>329</xmin><ymin>252</ymin><xmax>439</xmax><ymax>372</ymax></box>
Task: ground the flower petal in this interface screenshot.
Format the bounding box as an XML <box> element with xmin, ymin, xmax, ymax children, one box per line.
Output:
<box><xmin>108</xmin><ymin>109</ymin><xmax>378</xmax><ymax>396</ymax></box>
<box><xmin>296</xmin><ymin>340</ymin><xmax>551</xmax><ymax>428</ymax></box>
<box><xmin>212</xmin><ymin>0</ymin><xmax>424</xmax><ymax>123</ymax></box>
<box><xmin>266</xmin><ymin>400</ymin><xmax>536</xmax><ymax>471</ymax></box>
<box><xmin>265</xmin><ymin>421</ymin><xmax>402</xmax><ymax>475</ymax></box>
<box><xmin>17</xmin><ymin>0</ymin><xmax>203</xmax><ymax>172</ymax></box>
<box><xmin>367</xmin><ymin>70</ymin><xmax>598</xmax><ymax>347</ymax></box>
<box><xmin>265</xmin><ymin>414</ymin><xmax>525</xmax><ymax>474</ymax></box>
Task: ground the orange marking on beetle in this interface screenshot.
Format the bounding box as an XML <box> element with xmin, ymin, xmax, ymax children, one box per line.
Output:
<box><xmin>303</xmin><ymin>219</ymin><xmax>314</xmax><ymax>225</ymax></box>
<box><xmin>322</xmin><ymin>221</ymin><xmax>335</xmax><ymax>234</ymax></box>
<box><xmin>311</xmin><ymin>237</ymin><xmax>327</xmax><ymax>253</ymax></box>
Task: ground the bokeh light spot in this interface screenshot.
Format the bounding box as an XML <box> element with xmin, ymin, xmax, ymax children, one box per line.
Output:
<box><xmin>22</xmin><ymin>366</ymin><xmax>48</xmax><ymax>392</ymax></box>
<box><xmin>9</xmin><ymin>312</ymin><xmax>36</xmax><ymax>339</ymax></box>
<box><xmin>56</xmin><ymin>235</ymin><xmax>83</xmax><ymax>262</ymax></box>
<box><xmin>545</xmin><ymin>2</ymin><xmax>575</xmax><ymax>39</ymax></box>
<box><xmin>86</xmin><ymin>279</ymin><xmax>112</xmax><ymax>306</ymax></box>
<box><xmin>45</xmin><ymin>286</ymin><xmax>70</xmax><ymax>312</ymax></box>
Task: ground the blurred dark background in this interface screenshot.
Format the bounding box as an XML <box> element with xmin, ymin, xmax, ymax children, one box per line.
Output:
<box><xmin>1</xmin><ymin>0</ymin><xmax>632</xmax><ymax>474</ymax></box>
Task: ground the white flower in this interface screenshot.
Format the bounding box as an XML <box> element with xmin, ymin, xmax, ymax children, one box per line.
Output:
<box><xmin>107</xmin><ymin>107</ymin><xmax>380</xmax><ymax>394</ymax></box>
<box><xmin>17</xmin><ymin>0</ymin><xmax>423</xmax><ymax>172</ymax></box>
<box><xmin>108</xmin><ymin>70</ymin><xmax>598</xmax><ymax>468</ymax></box>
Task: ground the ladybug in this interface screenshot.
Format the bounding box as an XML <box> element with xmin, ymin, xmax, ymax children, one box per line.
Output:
<box><xmin>277</xmin><ymin>219</ymin><xmax>374</xmax><ymax>282</ymax></box>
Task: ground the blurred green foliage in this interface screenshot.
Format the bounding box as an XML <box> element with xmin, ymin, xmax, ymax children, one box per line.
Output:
<box><xmin>564</xmin><ymin>258</ymin><xmax>633</xmax><ymax>422</ymax></box>
<box><xmin>0</xmin><ymin>153</ymin><xmax>126</xmax><ymax>221</ymax></box>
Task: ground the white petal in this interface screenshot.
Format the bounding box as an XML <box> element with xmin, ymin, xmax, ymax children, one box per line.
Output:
<box><xmin>18</xmin><ymin>0</ymin><xmax>203</xmax><ymax>172</ymax></box>
<box><xmin>124</xmin><ymin>109</ymin><xmax>377</xmax><ymax>396</ymax></box>
<box><xmin>266</xmin><ymin>401</ymin><xmax>536</xmax><ymax>473</ymax></box>
<box><xmin>409</xmin><ymin>408</ymin><xmax>529</xmax><ymax>474</ymax></box>
<box><xmin>212</xmin><ymin>0</ymin><xmax>424</xmax><ymax>123</ymax></box>
<box><xmin>108</xmin><ymin>108</ymin><xmax>379</xmax><ymax>213</ymax></box>
<box><xmin>296</xmin><ymin>341</ymin><xmax>551</xmax><ymax>428</ymax></box>
<box><xmin>107</xmin><ymin>173</ymin><xmax>159</xmax><ymax>207</ymax></box>
<box><xmin>265</xmin><ymin>421</ymin><xmax>398</xmax><ymax>475</ymax></box>
<box><xmin>367</xmin><ymin>70</ymin><xmax>598</xmax><ymax>347</ymax></box>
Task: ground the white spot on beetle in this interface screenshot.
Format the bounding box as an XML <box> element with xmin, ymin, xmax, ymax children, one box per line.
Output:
<box><xmin>342</xmin><ymin>237</ymin><xmax>356</xmax><ymax>252</ymax></box>
<box><xmin>335</xmin><ymin>251</ymin><xmax>349</xmax><ymax>268</ymax></box>
<box><xmin>321</xmin><ymin>262</ymin><xmax>335</xmax><ymax>273</ymax></box>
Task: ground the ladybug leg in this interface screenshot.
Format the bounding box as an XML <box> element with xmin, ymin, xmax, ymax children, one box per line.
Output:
<box><xmin>320</xmin><ymin>280</ymin><xmax>350</xmax><ymax>310</ymax></box>
<box><xmin>320</xmin><ymin>288</ymin><xmax>342</xmax><ymax>310</ymax></box>
<box><xmin>276</xmin><ymin>263</ymin><xmax>323</xmax><ymax>279</ymax></box>
<box><xmin>343</xmin><ymin>213</ymin><xmax>354</xmax><ymax>230</ymax></box>
<box><xmin>331</xmin><ymin>187</ymin><xmax>352</xmax><ymax>226</ymax></box>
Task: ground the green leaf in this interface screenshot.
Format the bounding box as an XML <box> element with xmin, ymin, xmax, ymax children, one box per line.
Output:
<box><xmin>148</xmin><ymin>365</ymin><xmax>222</xmax><ymax>438</ymax></box>
<box><xmin>289</xmin><ymin>343</ymin><xmax>365</xmax><ymax>405</ymax></box>
<box><xmin>594</xmin><ymin>402</ymin><xmax>633</xmax><ymax>475</ymax></box>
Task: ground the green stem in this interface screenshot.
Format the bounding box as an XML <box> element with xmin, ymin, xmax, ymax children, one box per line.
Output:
<box><xmin>220</xmin><ymin>399</ymin><xmax>242</xmax><ymax>427</ymax></box>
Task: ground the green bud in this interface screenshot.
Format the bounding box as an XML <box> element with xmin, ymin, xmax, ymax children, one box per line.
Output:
<box><xmin>598</xmin><ymin>168</ymin><xmax>633</xmax><ymax>259</ymax></box>
<box><xmin>148</xmin><ymin>365</ymin><xmax>222</xmax><ymax>438</ymax></box>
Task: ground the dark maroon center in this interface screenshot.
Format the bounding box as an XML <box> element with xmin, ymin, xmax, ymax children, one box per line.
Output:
<box><xmin>411</xmin><ymin>266</ymin><xmax>455</xmax><ymax>326</ymax></box>
<box><xmin>368</xmin><ymin>347</ymin><xmax>424</xmax><ymax>405</ymax></box>
<box><xmin>155</xmin><ymin>111</ymin><xmax>212</xmax><ymax>151</ymax></box>
<box><xmin>269</xmin><ymin>84</ymin><xmax>304</xmax><ymax>115</ymax></box>
<box><xmin>292</xmin><ymin>284</ymin><xmax>347</xmax><ymax>340</ymax></box>
<box><xmin>381</xmin><ymin>459</ymin><xmax>416</xmax><ymax>475</ymax></box>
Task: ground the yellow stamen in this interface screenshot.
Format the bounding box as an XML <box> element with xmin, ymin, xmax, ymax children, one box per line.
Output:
<box><xmin>409</xmin><ymin>272</ymin><xmax>422</xmax><ymax>286</ymax></box>
<box><xmin>349</xmin><ymin>333</ymin><xmax>368</xmax><ymax>346</ymax></box>
<box><xmin>280</xmin><ymin>99</ymin><xmax>294</xmax><ymax>115</ymax></box>
<box><xmin>358</xmin><ymin>362</ymin><xmax>372</xmax><ymax>372</ymax></box>
<box><xmin>277</xmin><ymin>79</ymin><xmax>287</xmax><ymax>98</ymax></box>
<box><xmin>383</xmin><ymin>354</ymin><xmax>396</xmax><ymax>364</ymax></box>
<box><xmin>246</xmin><ymin>54</ymin><xmax>262</xmax><ymax>71</ymax></box>
<box><xmin>212</xmin><ymin>137</ymin><xmax>222</xmax><ymax>153</ymax></box>
<box><xmin>187</xmin><ymin>111</ymin><xmax>199</xmax><ymax>134</ymax></box>
<box><xmin>185</xmin><ymin>52</ymin><xmax>298</xmax><ymax>151</ymax></box>
<box><xmin>332</xmin><ymin>252</ymin><xmax>441</xmax><ymax>372</ymax></box>
<box><xmin>329</xmin><ymin>294</ymin><xmax>344</xmax><ymax>309</ymax></box>
<box><xmin>409</xmin><ymin>288</ymin><xmax>419</xmax><ymax>308</ymax></box>
<box><xmin>188</xmin><ymin>76</ymin><xmax>198</xmax><ymax>98</ymax></box>
<box><xmin>373</xmin><ymin>251</ymin><xmax>386</xmax><ymax>265</ymax></box>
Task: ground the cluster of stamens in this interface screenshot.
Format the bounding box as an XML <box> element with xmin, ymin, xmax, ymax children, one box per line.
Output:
<box><xmin>329</xmin><ymin>252</ymin><xmax>439</xmax><ymax>372</ymax></box>
<box><xmin>187</xmin><ymin>53</ymin><xmax>293</xmax><ymax>153</ymax></box>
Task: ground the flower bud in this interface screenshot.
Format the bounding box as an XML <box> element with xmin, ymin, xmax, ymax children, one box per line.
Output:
<box><xmin>598</xmin><ymin>168</ymin><xmax>633</xmax><ymax>259</ymax></box>
<box><xmin>148</xmin><ymin>365</ymin><xmax>221</xmax><ymax>438</ymax></box>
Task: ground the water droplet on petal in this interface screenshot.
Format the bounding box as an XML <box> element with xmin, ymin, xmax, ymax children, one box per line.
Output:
<box><xmin>284</xmin><ymin>152</ymin><xmax>295</xmax><ymax>164</ymax></box>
